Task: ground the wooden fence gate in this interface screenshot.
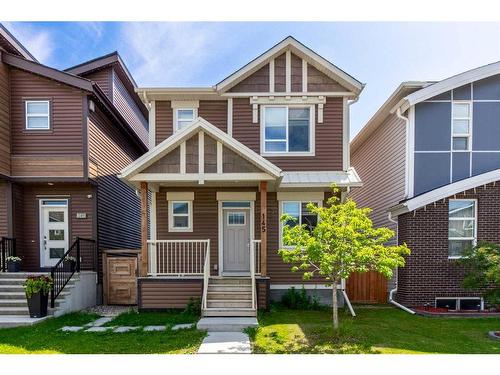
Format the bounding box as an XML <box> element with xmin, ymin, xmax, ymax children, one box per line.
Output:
<box><xmin>346</xmin><ymin>271</ymin><xmax>387</xmax><ymax>304</ymax></box>
<box><xmin>103</xmin><ymin>250</ymin><xmax>139</xmax><ymax>305</ymax></box>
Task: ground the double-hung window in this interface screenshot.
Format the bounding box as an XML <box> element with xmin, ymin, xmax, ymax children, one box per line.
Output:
<box><xmin>281</xmin><ymin>201</ymin><xmax>319</xmax><ymax>247</ymax></box>
<box><xmin>263</xmin><ymin>106</ymin><xmax>312</xmax><ymax>154</ymax></box>
<box><xmin>175</xmin><ymin>108</ymin><xmax>197</xmax><ymax>131</ymax></box>
<box><xmin>26</xmin><ymin>100</ymin><xmax>50</xmax><ymax>130</ymax></box>
<box><xmin>169</xmin><ymin>201</ymin><xmax>193</xmax><ymax>232</ymax></box>
<box><xmin>448</xmin><ymin>199</ymin><xmax>476</xmax><ymax>258</ymax></box>
<box><xmin>452</xmin><ymin>102</ymin><xmax>471</xmax><ymax>151</ymax></box>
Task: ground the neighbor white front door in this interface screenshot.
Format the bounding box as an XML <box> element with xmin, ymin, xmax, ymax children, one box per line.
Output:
<box><xmin>40</xmin><ymin>199</ymin><xmax>69</xmax><ymax>268</ymax></box>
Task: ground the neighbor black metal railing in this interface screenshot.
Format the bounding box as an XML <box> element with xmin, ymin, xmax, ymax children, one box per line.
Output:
<box><xmin>50</xmin><ymin>237</ymin><xmax>96</xmax><ymax>308</ymax></box>
<box><xmin>0</xmin><ymin>237</ymin><xmax>16</xmax><ymax>272</ymax></box>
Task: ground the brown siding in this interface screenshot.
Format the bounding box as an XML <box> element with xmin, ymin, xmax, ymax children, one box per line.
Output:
<box><xmin>198</xmin><ymin>100</ymin><xmax>227</xmax><ymax>132</ymax></box>
<box><xmin>84</xmin><ymin>68</ymin><xmax>112</xmax><ymax>99</ymax></box>
<box><xmin>88</xmin><ymin>106</ymin><xmax>143</xmax><ymax>251</ymax></box>
<box><xmin>350</xmin><ymin>113</ymin><xmax>407</xmax><ymax>241</ymax></box>
<box><xmin>232</xmin><ymin>97</ymin><xmax>343</xmax><ymax>171</ymax></box>
<box><xmin>0</xmin><ymin>59</ymin><xmax>10</xmax><ymax>176</ymax></box>
<box><xmin>155</xmin><ymin>100</ymin><xmax>173</xmax><ymax>145</ymax></box>
<box><xmin>274</xmin><ymin>53</ymin><xmax>286</xmax><ymax>92</ymax></box>
<box><xmin>143</xmin><ymin>147</ymin><xmax>180</xmax><ymax>173</ymax></box>
<box><xmin>0</xmin><ymin>181</ymin><xmax>8</xmax><ymax>237</ymax></box>
<box><xmin>228</xmin><ymin>64</ymin><xmax>269</xmax><ymax>93</ymax></box>
<box><xmin>139</xmin><ymin>278</ymin><xmax>202</xmax><ymax>309</ymax></box>
<box><xmin>10</xmin><ymin>68</ymin><xmax>85</xmax><ymax>156</ymax></box>
<box><xmin>11</xmin><ymin>155</ymin><xmax>83</xmax><ymax>177</ymax></box>
<box><xmin>307</xmin><ymin>65</ymin><xmax>346</xmax><ymax>92</ymax></box>
<box><xmin>15</xmin><ymin>183</ymin><xmax>94</xmax><ymax>271</ymax></box>
<box><xmin>291</xmin><ymin>53</ymin><xmax>302</xmax><ymax>92</ymax></box>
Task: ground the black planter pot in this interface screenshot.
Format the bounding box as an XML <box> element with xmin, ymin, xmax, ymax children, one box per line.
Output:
<box><xmin>26</xmin><ymin>292</ymin><xmax>49</xmax><ymax>318</ymax></box>
<box><xmin>7</xmin><ymin>261</ymin><xmax>20</xmax><ymax>272</ymax></box>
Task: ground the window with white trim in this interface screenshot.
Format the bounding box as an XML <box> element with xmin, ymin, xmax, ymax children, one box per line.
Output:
<box><xmin>452</xmin><ymin>102</ymin><xmax>471</xmax><ymax>151</ymax></box>
<box><xmin>168</xmin><ymin>201</ymin><xmax>192</xmax><ymax>232</ymax></box>
<box><xmin>263</xmin><ymin>106</ymin><xmax>312</xmax><ymax>154</ymax></box>
<box><xmin>26</xmin><ymin>100</ymin><xmax>50</xmax><ymax>130</ymax></box>
<box><xmin>281</xmin><ymin>201</ymin><xmax>319</xmax><ymax>246</ymax></box>
<box><xmin>175</xmin><ymin>108</ymin><xmax>197</xmax><ymax>131</ymax></box>
<box><xmin>448</xmin><ymin>199</ymin><xmax>476</xmax><ymax>258</ymax></box>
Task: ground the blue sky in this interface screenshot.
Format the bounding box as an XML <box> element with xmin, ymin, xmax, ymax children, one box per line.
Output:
<box><xmin>5</xmin><ymin>22</ymin><xmax>500</xmax><ymax>138</ymax></box>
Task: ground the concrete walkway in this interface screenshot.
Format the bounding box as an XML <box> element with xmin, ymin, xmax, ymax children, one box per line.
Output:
<box><xmin>197</xmin><ymin>332</ymin><xmax>251</xmax><ymax>354</ymax></box>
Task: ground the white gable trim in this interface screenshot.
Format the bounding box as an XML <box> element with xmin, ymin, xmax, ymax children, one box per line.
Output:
<box><xmin>395</xmin><ymin>61</ymin><xmax>500</xmax><ymax>113</ymax></box>
<box><xmin>215</xmin><ymin>36</ymin><xmax>363</xmax><ymax>95</ymax></box>
<box><xmin>389</xmin><ymin>168</ymin><xmax>500</xmax><ymax>217</ymax></box>
<box><xmin>119</xmin><ymin>117</ymin><xmax>282</xmax><ymax>180</ymax></box>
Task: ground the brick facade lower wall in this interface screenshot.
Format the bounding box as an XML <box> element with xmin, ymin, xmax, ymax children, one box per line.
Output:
<box><xmin>396</xmin><ymin>182</ymin><xmax>500</xmax><ymax>307</ymax></box>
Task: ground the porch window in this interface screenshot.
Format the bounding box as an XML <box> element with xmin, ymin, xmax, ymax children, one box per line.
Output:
<box><xmin>175</xmin><ymin>108</ymin><xmax>197</xmax><ymax>131</ymax></box>
<box><xmin>168</xmin><ymin>200</ymin><xmax>193</xmax><ymax>232</ymax></box>
<box><xmin>26</xmin><ymin>100</ymin><xmax>50</xmax><ymax>130</ymax></box>
<box><xmin>448</xmin><ymin>199</ymin><xmax>476</xmax><ymax>258</ymax></box>
<box><xmin>281</xmin><ymin>201</ymin><xmax>319</xmax><ymax>247</ymax></box>
<box><xmin>262</xmin><ymin>106</ymin><xmax>313</xmax><ymax>154</ymax></box>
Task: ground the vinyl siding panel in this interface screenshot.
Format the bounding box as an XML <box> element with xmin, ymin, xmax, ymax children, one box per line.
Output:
<box><xmin>0</xmin><ymin>181</ymin><xmax>8</xmax><ymax>237</ymax></box>
<box><xmin>350</xmin><ymin>113</ymin><xmax>407</xmax><ymax>242</ymax></box>
<box><xmin>307</xmin><ymin>65</ymin><xmax>346</xmax><ymax>92</ymax></box>
<box><xmin>291</xmin><ymin>53</ymin><xmax>302</xmax><ymax>92</ymax></box>
<box><xmin>10</xmin><ymin>68</ymin><xmax>85</xmax><ymax>156</ymax></box>
<box><xmin>139</xmin><ymin>279</ymin><xmax>203</xmax><ymax>309</ymax></box>
<box><xmin>84</xmin><ymin>68</ymin><xmax>112</xmax><ymax>99</ymax></box>
<box><xmin>198</xmin><ymin>100</ymin><xmax>227</xmax><ymax>132</ymax></box>
<box><xmin>0</xmin><ymin>60</ymin><xmax>10</xmax><ymax>176</ymax></box>
<box><xmin>88</xmin><ymin>106</ymin><xmax>142</xmax><ymax>251</ymax></box>
<box><xmin>228</xmin><ymin>64</ymin><xmax>269</xmax><ymax>93</ymax></box>
<box><xmin>155</xmin><ymin>100</ymin><xmax>173</xmax><ymax>145</ymax></box>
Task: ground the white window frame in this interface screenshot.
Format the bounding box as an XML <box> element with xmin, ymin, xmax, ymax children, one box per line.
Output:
<box><xmin>448</xmin><ymin>198</ymin><xmax>477</xmax><ymax>259</ymax></box>
<box><xmin>451</xmin><ymin>101</ymin><xmax>472</xmax><ymax>151</ymax></box>
<box><xmin>260</xmin><ymin>104</ymin><xmax>315</xmax><ymax>157</ymax></box>
<box><xmin>279</xmin><ymin>200</ymin><xmax>322</xmax><ymax>248</ymax></box>
<box><xmin>168</xmin><ymin>200</ymin><xmax>193</xmax><ymax>232</ymax></box>
<box><xmin>25</xmin><ymin>100</ymin><xmax>50</xmax><ymax>130</ymax></box>
<box><xmin>174</xmin><ymin>108</ymin><xmax>197</xmax><ymax>132</ymax></box>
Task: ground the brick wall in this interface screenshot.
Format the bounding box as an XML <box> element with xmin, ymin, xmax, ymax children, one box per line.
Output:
<box><xmin>396</xmin><ymin>182</ymin><xmax>500</xmax><ymax>307</ymax></box>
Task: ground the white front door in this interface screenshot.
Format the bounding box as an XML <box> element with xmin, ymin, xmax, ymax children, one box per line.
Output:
<box><xmin>223</xmin><ymin>209</ymin><xmax>250</xmax><ymax>274</ymax></box>
<box><xmin>40</xmin><ymin>199</ymin><xmax>69</xmax><ymax>268</ymax></box>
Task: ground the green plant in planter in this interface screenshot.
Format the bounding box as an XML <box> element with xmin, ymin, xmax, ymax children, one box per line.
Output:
<box><xmin>24</xmin><ymin>275</ymin><xmax>53</xmax><ymax>298</ymax></box>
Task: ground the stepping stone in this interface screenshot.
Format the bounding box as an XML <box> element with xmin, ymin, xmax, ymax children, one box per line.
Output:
<box><xmin>85</xmin><ymin>326</ymin><xmax>114</xmax><ymax>332</ymax></box>
<box><xmin>144</xmin><ymin>325</ymin><xmax>166</xmax><ymax>332</ymax></box>
<box><xmin>90</xmin><ymin>317</ymin><xmax>113</xmax><ymax>327</ymax></box>
<box><xmin>113</xmin><ymin>326</ymin><xmax>140</xmax><ymax>333</ymax></box>
<box><xmin>60</xmin><ymin>326</ymin><xmax>84</xmax><ymax>332</ymax></box>
<box><xmin>172</xmin><ymin>323</ymin><xmax>195</xmax><ymax>331</ymax></box>
<box><xmin>197</xmin><ymin>332</ymin><xmax>251</xmax><ymax>354</ymax></box>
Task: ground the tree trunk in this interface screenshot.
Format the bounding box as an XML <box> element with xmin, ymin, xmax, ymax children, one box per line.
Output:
<box><xmin>332</xmin><ymin>280</ymin><xmax>339</xmax><ymax>330</ymax></box>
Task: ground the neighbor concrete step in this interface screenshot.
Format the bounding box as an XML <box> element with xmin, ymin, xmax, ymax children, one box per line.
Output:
<box><xmin>207</xmin><ymin>291</ymin><xmax>252</xmax><ymax>300</ymax></box>
<box><xmin>0</xmin><ymin>291</ymin><xmax>69</xmax><ymax>300</ymax></box>
<box><xmin>0</xmin><ymin>315</ymin><xmax>49</xmax><ymax>328</ymax></box>
<box><xmin>0</xmin><ymin>307</ymin><xmax>29</xmax><ymax>315</ymax></box>
<box><xmin>197</xmin><ymin>317</ymin><xmax>258</xmax><ymax>332</ymax></box>
<box><xmin>202</xmin><ymin>308</ymin><xmax>256</xmax><ymax>317</ymax></box>
<box><xmin>0</xmin><ymin>299</ymin><xmax>61</xmax><ymax>308</ymax></box>
<box><xmin>0</xmin><ymin>273</ymin><xmax>48</xmax><ymax>279</ymax></box>
<box><xmin>207</xmin><ymin>300</ymin><xmax>252</xmax><ymax>309</ymax></box>
<box><xmin>209</xmin><ymin>278</ymin><xmax>251</xmax><ymax>285</ymax></box>
<box><xmin>0</xmin><ymin>285</ymin><xmax>25</xmax><ymax>292</ymax></box>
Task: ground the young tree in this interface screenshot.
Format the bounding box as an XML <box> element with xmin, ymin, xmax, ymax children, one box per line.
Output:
<box><xmin>460</xmin><ymin>242</ymin><xmax>500</xmax><ymax>310</ymax></box>
<box><xmin>279</xmin><ymin>185</ymin><xmax>410</xmax><ymax>330</ymax></box>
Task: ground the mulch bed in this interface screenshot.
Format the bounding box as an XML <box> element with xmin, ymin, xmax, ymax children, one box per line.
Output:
<box><xmin>415</xmin><ymin>306</ymin><xmax>500</xmax><ymax>318</ymax></box>
<box><xmin>489</xmin><ymin>331</ymin><xmax>500</xmax><ymax>340</ymax></box>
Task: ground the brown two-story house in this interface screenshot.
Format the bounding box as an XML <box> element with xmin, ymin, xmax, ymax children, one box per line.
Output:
<box><xmin>0</xmin><ymin>24</ymin><xmax>148</xmax><ymax>317</ymax></box>
<box><xmin>120</xmin><ymin>37</ymin><xmax>364</xmax><ymax>316</ymax></box>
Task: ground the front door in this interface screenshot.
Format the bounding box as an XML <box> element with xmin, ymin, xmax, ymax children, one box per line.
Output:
<box><xmin>40</xmin><ymin>199</ymin><xmax>69</xmax><ymax>268</ymax></box>
<box><xmin>223</xmin><ymin>209</ymin><xmax>250</xmax><ymax>274</ymax></box>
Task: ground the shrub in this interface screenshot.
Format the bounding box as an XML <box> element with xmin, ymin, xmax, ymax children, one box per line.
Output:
<box><xmin>184</xmin><ymin>297</ymin><xmax>201</xmax><ymax>316</ymax></box>
<box><xmin>280</xmin><ymin>287</ymin><xmax>324</xmax><ymax>310</ymax></box>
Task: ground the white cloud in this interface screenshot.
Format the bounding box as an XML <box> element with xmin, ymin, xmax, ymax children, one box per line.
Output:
<box><xmin>3</xmin><ymin>22</ymin><xmax>55</xmax><ymax>64</ymax></box>
<box><xmin>118</xmin><ymin>22</ymin><xmax>223</xmax><ymax>86</ymax></box>
<box><xmin>78</xmin><ymin>22</ymin><xmax>105</xmax><ymax>41</ymax></box>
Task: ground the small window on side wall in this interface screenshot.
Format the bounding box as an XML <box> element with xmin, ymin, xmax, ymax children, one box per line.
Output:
<box><xmin>452</xmin><ymin>102</ymin><xmax>471</xmax><ymax>151</ymax></box>
<box><xmin>168</xmin><ymin>200</ymin><xmax>193</xmax><ymax>232</ymax></box>
<box><xmin>175</xmin><ymin>108</ymin><xmax>197</xmax><ymax>131</ymax></box>
<box><xmin>26</xmin><ymin>100</ymin><xmax>50</xmax><ymax>130</ymax></box>
<box><xmin>448</xmin><ymin>199</ymin><xmax>476</xmax><ymax>258</ymax></box>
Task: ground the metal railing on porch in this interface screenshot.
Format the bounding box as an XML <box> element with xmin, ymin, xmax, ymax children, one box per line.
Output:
<box><xmin>0</xmin><ymin>237</ymin><xmax>16</xmax><ymax>272</ymax></box>
<box><xmin>147</xmin><ymin>240</ymin><xmax>210</xmax><ymax>276</ymax></box>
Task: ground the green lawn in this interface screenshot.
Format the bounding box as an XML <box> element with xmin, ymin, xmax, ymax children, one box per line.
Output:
<box><xmin>247</xmin><ymin>306</ymin><xmax>500</xmax><ymax>354</ymax></box>
<box><xmin>102</xmin><ymin>310</ymin><xmax>199</xmax><ymax>328</ymax></box>
<box><xmin>0</xmin><ymin>312</ymin><xmax>205</xmax><ymax>354</ymax></box>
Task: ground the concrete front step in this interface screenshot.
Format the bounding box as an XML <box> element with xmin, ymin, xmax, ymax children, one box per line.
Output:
<box><xmin>208</xmin><ymin>285</ymin><xmax>252</xmax><ymax>293</ymax></box>
<box><xmin>202</xmin><ymin>308</ymin><xmax>257</xmax><ymax>317</ymax></box>
<box><xmin>197</xmin><ymin>317</ymin><xmax>258</xmax><ymax>331</ymax></box>
<box><xmin>209</xmin><ymin>278</ymin><xmax>251</xmax><ymax>285</ymax></box>
<box><xmin>207</xmin><ymin>300</ymin><xmax>252</xmax><ymax>308</ymax></box>
<box><xmin>0</xmin><ymin>315</ymin><xmax>49</xmax><ymax>328</ymax></box>
<box><xmin>207</xmin><ymin>292</ymin><xmax>252</xmax><ymax>300</ymax></box>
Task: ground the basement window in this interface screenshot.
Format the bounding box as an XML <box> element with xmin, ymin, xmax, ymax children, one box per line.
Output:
<box><xmin>435</xmin><ymin>297</ymin><xmax>482</xmax><ymax>310</ymax></box>
<box><xmin>26</xmin><ymin>100</ymin><xmax>50</xmax><ymax>130</ymax></box>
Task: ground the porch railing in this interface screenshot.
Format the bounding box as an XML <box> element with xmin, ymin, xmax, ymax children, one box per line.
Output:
<box><xmin>147</xmin><ymin>240</ymin><xmax>210</xmax><ymax>276</ymax></box>
<box><xmin>0</xmin><ymin>237</ymin><xmax>16</xmax><ymax>272</ymax></box>
<box><xmin>251</xmin><ymin>240</ymin><xmax>261</xmax><ymax>276</ymax></box>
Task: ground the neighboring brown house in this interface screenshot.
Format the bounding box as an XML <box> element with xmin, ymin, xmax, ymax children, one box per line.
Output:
<box><xmin>0</xmin><ymin>24</ymin><xmax>148</xmax><ymax>314</ymax></box>
<box><xmin>351</xmin><ymin>63</ymin><xmax>500</xmax><ymax>310</ymax></box>
<box><xmin>120</xmin><ymin>37</ymin><xmax>364</xmax><ymax>316</ymax></box>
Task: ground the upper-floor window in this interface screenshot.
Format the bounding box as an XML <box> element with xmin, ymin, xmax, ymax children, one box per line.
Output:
<box><xmin>262</xmin><ymin>106</ymin><xmax>313</xmax><ymax>155</ymax></box>
<box><xmin>452</xmin><ymin>102</ymin><xmax>471</xmax><ymax>151</ymax></box>
<box><xmin>175</xmin><ymin>108</ymin><xmax>197</xmax><ymax>132</ymax></box>
<box><xmin>25</xmin><ymin>100</ymin><xmax>50</xmax><ymax>130</ymax></box>
<box><xmin>448</xmin><ymin>199</ymin><xmax>476</xmax><ymax>258</ymax></box>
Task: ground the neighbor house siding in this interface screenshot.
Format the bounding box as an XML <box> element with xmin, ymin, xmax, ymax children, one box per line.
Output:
<box><xmin>232</xmin><ymin>97</ymin><xmax>344</xmax><ymax>171</ymax></box>
<box><xmin>0</xmin><ymin>59</ymin><xmax>10</xmax><ymax>176</ymax></box>
<box><xmin>84</xmin><ymin>68</ymin><xmax>113</xmax><ymax>99</ymax></box>
<box><xmin>350</xmin><ymin>113</ymin><xmax>407</xmax><ymax>238</ymax></box>
<box><xmin>0</xmin><ymin>181</ymin><xmax>8</xmax><ymax>237</ymax></box>
<box><xmin>9</xmin><ymin>68</ymin><xmax>85</xmax><ymax>177</ymax></box>
<box><xmin>88</xmin><ymin>106</ymin><xmax>142</xmax><ymax>251</ymax></box>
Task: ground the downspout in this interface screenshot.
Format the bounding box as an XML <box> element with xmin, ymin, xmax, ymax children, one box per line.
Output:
<box><xmin>341</xmin><ymin>278</ymin><xmax>356</xmax><ymax>317</ymax></box>
<box><xmin>387</xmin><ymin>211</ymin><xmax>415</xmax><ymax>314</ymax></box>
<box><xmin>396</xmin><ymin>107</ymin><xmax>411</xmax><ymax>198</ymax></box>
